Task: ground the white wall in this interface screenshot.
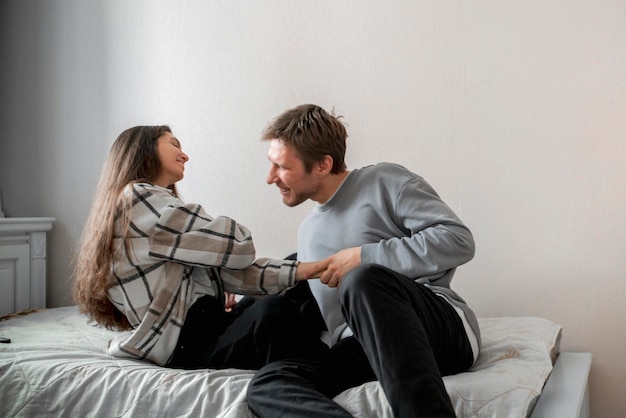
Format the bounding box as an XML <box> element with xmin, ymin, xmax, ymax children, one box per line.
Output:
<box><xmin>1</xmin><ymin>1</ymin><xmax>625</xmax><ymax>416</ymax></box>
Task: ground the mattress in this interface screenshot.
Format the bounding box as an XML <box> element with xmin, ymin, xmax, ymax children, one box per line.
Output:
<box><xmin>0</xmin><ymin>307</ymin><xmax>561</xmax><ymax>418</ymax></box>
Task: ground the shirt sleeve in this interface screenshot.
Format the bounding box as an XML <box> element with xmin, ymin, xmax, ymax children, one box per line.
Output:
<box><xmin>220</xmin><ymin>257</ymin><xmax>298</xmax><ymax>295</ymax></box>
<box><xmin>148</xmin><ymin>202</ymin><xmax>256</xmax><ymax>270</ymax></box>
<box><xmin>361</xmin><ymin>175</ymin><xmax>475</xmax><ymax>278</ymax></box>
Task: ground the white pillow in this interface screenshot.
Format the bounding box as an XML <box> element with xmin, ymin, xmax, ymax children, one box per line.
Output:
<box><xmin>335</xmin><ymin>316</ymin><xmax>562</xmax><ymax>418</ymax></box>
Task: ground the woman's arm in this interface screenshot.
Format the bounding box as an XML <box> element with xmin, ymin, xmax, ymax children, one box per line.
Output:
<box><xmin>220</xmin><ymin>258</ymin><xmax>329</xmax><ymax>296</ymax></box>
<box><xmin>148</xmin><ymin>203</ymin><xmax>256</xmax><ymax>269</ymax></box>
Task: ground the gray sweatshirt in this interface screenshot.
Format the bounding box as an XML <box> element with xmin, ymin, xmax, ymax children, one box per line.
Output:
<box><xmin>298</xmin><ymin>162</ymin><xmax>481</xmax><ymax>348</ymax></box>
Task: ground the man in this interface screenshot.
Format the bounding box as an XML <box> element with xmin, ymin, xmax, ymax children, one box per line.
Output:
<box><xmin>246</xmin><ymin>104</ymin><xmax>480</xmax><ymax>418</ymax></box>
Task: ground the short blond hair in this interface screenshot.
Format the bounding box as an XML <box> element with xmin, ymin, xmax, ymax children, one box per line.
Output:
<box><xmin>263</xmin><ymin>104</ymin><xmax>348</xmax><ymax>174</ymax></box>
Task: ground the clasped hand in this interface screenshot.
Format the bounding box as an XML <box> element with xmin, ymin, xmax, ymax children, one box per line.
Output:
<box><xmin>298</xmin><ymin>247</ymin><xmax>361</xmax><ymax>288</ymax></box>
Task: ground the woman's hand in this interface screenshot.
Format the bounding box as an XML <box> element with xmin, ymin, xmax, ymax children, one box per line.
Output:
<box><xmin>224</xmin><ymin>292</ymin><xmax>238</xmax><ymax>312</ymax></box>
<box><xmin>293</xmin><ymin>247</ymin><xmax>362</xmax><ymax>287</ymax></box>
<box><xmin>319</xmin><ymin>247</ymin><xmax>361</xmax><ymax>288</ymax></box>
<box><xmin>294</xmin><ymin>258</ymin><xmax>330</xmax><ymax>281</ymax></box>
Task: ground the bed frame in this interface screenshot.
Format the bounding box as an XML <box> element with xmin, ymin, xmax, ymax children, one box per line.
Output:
<box><xmin>530</xmin><ymin>352</ymin><xmax>592</xmax><ymax>418</ymax></box>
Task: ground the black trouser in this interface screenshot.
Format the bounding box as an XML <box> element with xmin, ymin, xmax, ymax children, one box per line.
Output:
<box><xmin>168</xmin><ymin>294</ymin><xmax>325</xmax><ymax>370</ymax></box>
<box><xmin>246</xmin><ymin>264</ymin><xmax>474</xmax><ymax>418</ymax></box>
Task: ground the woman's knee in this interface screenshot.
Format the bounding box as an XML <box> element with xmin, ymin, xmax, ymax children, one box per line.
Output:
<box><xmin>252</xmin><ymin>296</ymin><xmax>299</xmax><ymax>319</ymax></box>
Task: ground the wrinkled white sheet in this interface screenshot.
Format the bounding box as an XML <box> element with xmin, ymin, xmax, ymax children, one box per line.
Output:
<box><xmin>0</xmin><ymin>307</ymin><xmax>560</xmax><ymax>418</ymax></box>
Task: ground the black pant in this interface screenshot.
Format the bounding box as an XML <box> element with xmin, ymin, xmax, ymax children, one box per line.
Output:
<box><xmin>246</xmin><ymin>264</ymin><xmax>474</xmax><ymax>418</ymax></box>
<box><xmin>168</xmin><ymin>294</ymin><xmax>325</xmax><ymax>370</ymax></box>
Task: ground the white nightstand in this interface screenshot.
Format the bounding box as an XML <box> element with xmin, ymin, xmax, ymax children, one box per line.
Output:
<box><xmin>0</xmin><ymin>217</ymin><xmax>55</xmax><ymax>316</ymax></box>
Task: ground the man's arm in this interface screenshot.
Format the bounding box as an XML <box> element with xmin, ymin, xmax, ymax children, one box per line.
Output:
<box><xmin>361</xmin><ymin>175</ymin><xmax>475</xmax><ymax>278</ymax></box>
<box><xmin>320</xmin><ymin>175</ymin><xmax>474</xmax><ymax>287</ymax></box>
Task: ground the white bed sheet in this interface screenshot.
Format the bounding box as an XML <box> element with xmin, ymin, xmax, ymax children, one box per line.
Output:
<box><xmin>0</xmin><ymin>307</ymin><xmax>561</xmax><ymax>418</ymax></box>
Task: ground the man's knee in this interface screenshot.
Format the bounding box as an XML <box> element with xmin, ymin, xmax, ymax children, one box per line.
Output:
<box><xmin>339</xmin><ymin>264</ymin><xmax>388</xmax><ymax>302</ymax></box>
<box><xmin>247</xmin><ymin>360</ymin><xmax>298</xmax><ymax>406</ymax></box>
<box><xmin>247</xmin><ymin>361</ymin><xmax>279</xmax><ymax>394</ymax></box>
<box><xmin>246</xmin><ymin>364</ymin><xmax>271</xmax><ymax>413</ymax></box>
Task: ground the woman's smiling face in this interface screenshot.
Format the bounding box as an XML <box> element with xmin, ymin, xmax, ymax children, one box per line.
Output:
<box><xmin>153</xmin><ymin>132</ymin><xmax>189</xmax><ymax>188</ymax></box>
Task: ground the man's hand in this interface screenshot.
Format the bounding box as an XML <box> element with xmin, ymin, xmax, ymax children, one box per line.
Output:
<box><xmin>319</xmin><ymin>247</ymin><xmax>361</xmax><ymax>288</ymax></box>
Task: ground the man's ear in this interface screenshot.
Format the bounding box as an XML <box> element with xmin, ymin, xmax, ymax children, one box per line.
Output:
<box><xmin>315</xmin><ymin>155</ymin><xmax>334</xmax><ymax>176</ymax></box>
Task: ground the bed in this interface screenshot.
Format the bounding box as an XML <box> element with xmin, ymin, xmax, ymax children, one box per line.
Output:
<box><xmin>0</xmin><ymin>307</ymin><xmax>590</xmax><ymax>418</ymax></box>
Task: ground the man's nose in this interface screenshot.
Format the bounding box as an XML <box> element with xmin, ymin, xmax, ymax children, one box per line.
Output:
<box><xmin>266</xmin><ymin>167</ymin><xmax>277</xmax><ymax>184</ymax></box>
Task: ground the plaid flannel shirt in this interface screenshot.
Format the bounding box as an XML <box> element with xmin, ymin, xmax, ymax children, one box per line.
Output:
<box><xmin>107</xmin><ymin>183</ymin><xmax>297</xmax><ymax>365</ymax></box>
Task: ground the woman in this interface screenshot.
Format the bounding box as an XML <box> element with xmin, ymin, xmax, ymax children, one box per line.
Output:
<box><xmin>72</xmin><ymin>125</ymin><xmax>326</xmax><ymax>369</ymax></box>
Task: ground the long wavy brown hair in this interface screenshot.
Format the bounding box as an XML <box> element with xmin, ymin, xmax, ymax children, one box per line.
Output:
<box><xmin>72</xmin><ymin>125</ymin><xmax>177</xmax><ymax>330</ymax></box>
